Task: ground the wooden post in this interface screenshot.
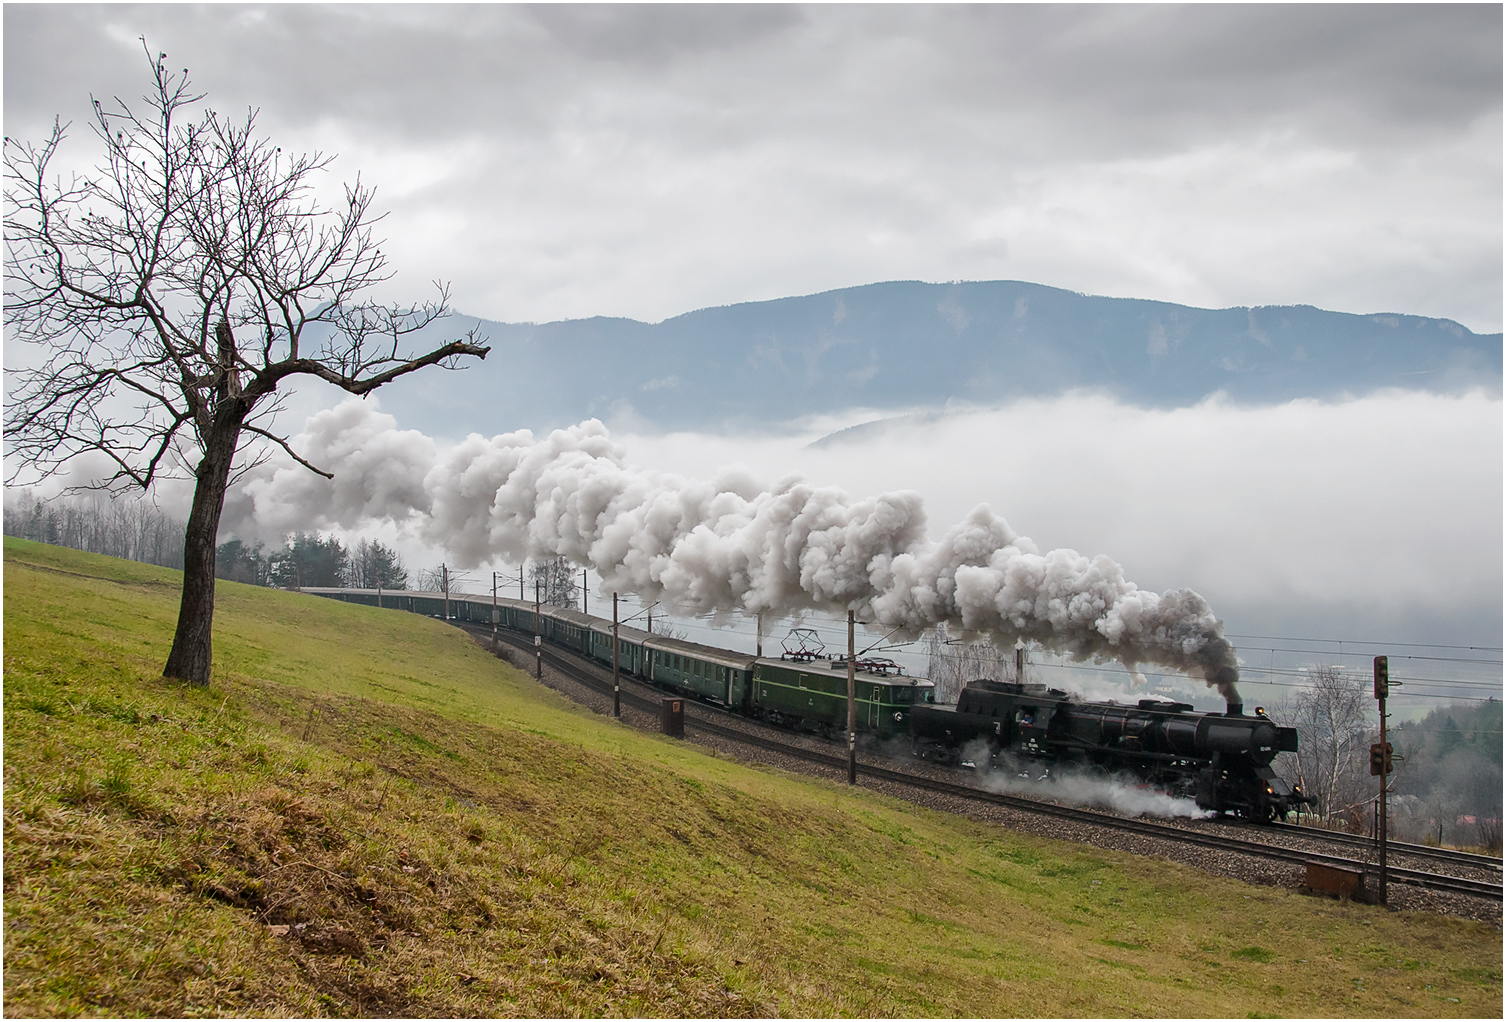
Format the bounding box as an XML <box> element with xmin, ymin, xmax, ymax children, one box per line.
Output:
<box><xmin>847</xmin><ymin>610</ymin><xmax>857</xmax><ymax>785</ymax></box>
<box><xmin>377</xmin><ymin>580</ymin><xmax>382</xmax><ymax>609</ymax></box>
<box><xmin>613</xmin><ymin>592</ymin><xmax>621</xmax><ymax>718</ymax></box>
<box><xmin>534</xmin><ymin>579</ymin><xmax>542</xmax><ymax>680</ymax></box>
<box><xmin>442</xmin><ymin>563</ymin><xmax>450</xmax><ymax>621</ymax></box>
<box><xmin>582</xmin><ymin>569</ymin><xmax>588</xmax><ymax>614</ymax></box>
<box><xmin>491</xmin><ymin>571</ymin><xmax>498</xmax><ymax>649</ymax></box>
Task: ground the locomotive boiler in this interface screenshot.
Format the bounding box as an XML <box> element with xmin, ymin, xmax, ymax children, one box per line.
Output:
<box><xmin>909</xmin><ymin>678</ymin><xmax>1309</xmax><ymax>821</ymax></box>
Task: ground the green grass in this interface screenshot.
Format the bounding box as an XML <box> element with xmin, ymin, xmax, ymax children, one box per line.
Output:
<box><xmin>4</xmin><ymin>537</ymin><xmax>1502</xmax><ymax>1017</ymax></box>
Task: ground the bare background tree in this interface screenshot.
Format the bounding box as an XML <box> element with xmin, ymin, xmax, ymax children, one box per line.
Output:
<box><xmin>925</xmin><ymin>623</ymin><xmax>1017</xmax><ymax>703</ymax></box>
<box><xmin>1267</xmin><ymin>666</ymin><xmax>1375</xmax><ymax>826</ymax></box>
<box><xmin>4</xmin><ymin>46</ymin><xmax>487</xmax><ymax>684</ymax></box>
<box><xmin>4</xmin><ymin>487</ymin><xmax>185</xmax><ymax>568</ymax></box>
<box><xmin>530</xmin><ymin>556</ymin><xmax>579</xmax><ymax>610</ymax></box>
<box><xmin>648</xmin><ymin>612</ymin><xmax>689</xmax><ymax>642</ymax></box>
<box><xmin>345</xmin><ymin>538</ymin><xmax>407</xmax><ymax>590</ymax></box>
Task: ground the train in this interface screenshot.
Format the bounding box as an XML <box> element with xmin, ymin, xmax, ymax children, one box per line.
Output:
<box><xmin>909</xmin><ymin>678</ymin><xmax>1310</xmax><ymax>822</ymax></box>
<box><xmin>303</xmin><ymin>587</ymin><xmax>1307</xmax><ymax>820</ymax></box>
<box><xmin>303</xmin><ymin>588</ymin><xmax>935</xmax><ymax>739</ymax></box>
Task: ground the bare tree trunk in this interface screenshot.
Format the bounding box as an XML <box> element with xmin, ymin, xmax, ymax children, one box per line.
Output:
<box><xmin>162</xmin><ymin>402</ymin><xmax>246</xmax><ymax>686</ymax></box>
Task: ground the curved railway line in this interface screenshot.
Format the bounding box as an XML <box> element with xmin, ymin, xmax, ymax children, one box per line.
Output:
<box><xmin>471</xmin><ymin>622</ymin><xmax>1501</xmax><ymax>905</ymax></box>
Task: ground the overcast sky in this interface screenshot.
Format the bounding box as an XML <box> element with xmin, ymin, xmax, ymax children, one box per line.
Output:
<box><xmin>5</xmin><ymin>4</ymin><xmax>1501</xmax><ymax>332</ymax></box>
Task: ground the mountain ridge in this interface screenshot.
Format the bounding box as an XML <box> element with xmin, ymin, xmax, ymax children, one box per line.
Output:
<box><xmin>372</xmin><ymin>279</ymin><xmax>1501</xmax><ymax>436</ymax></box>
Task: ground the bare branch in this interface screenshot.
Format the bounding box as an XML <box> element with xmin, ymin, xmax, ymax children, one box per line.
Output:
<box><xmin>239</xmin><ymin>423</ymin><xmax>333</xmax><ymax>479</ymax></box>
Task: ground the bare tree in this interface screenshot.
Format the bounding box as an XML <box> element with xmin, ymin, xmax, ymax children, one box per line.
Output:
<box><xmin>4</xmin><ymin>46</ymin><xmax>488</xmax><ymax>685</ymax></box>
<box><xmin>648</xmin><ymin>612</ymin><xmax>689</xmax><ymax>642</ymax></box>
<box><xmin>345</xmin><ymin>538</ymin><xmax>406</xmax><ymax>590</ymax></box>
<box><xmin>530</xmin><ymin>556</ymin><xmax>578</xmax><ymax>610</ymax></box>
<box><xmin>925</xmin><ymin>623</ymin><xmax>1015</xmax><ymax>703</ymax></box>
<box><xmin>1269</xmin><ymin>665</ymin><xmax>1375</xmax><ymax>824</ymax></box>
<box><xmin>4</xmin><ymin>486</ymin><xmax>185</xmax><ymax>568</ymax></box>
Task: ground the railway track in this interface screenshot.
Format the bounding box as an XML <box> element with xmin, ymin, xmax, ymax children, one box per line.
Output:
<box><xmin>1261</xmin><ymin>820</ymin><xmax>1502</xmax><ymax>871</ymax></box>
<box><xmin>476</xmin><ymin>623</ymin><xmax>1503</xmax><ymax>904</ymax></box>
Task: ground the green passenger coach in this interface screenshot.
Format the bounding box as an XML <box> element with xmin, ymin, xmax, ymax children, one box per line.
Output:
<box><xmin>301</xmin><ymin>588</ymin><xmax>937</xmax><ymax>742</ymax></box>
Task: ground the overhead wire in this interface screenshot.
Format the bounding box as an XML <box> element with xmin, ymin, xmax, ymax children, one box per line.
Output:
<box><xmin>1226</xmin><ymin>632</ymin><xmax>1502</xmax><ymax>652</ymax></box>
<box><xmin>506</xmin><ymin>591</ymin><xmax>1502</xmax><ymax>702</ymax></box>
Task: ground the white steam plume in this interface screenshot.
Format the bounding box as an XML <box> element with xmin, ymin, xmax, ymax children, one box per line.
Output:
<box><xmin>228</xmin><ymin>399</ymin><xmax>1242</xmax><ymax>700</ymax></box>
<box><xmin>970</xmin><ymin>743</ymin><xmax>1214</xmax><ymax>820</ymax></box>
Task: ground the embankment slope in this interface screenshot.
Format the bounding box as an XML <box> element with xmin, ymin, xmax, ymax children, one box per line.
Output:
<box><xmin>3</xmin><ymin>538</ymin><xmax>1499</xmax><ymax>1017</ymax></box>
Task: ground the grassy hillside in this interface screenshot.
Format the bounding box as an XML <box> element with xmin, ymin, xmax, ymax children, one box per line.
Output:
<box><xmin>4</xmin><ymin>537</ymin><xmax>1500</xmax><ymax>1017</ymax></box>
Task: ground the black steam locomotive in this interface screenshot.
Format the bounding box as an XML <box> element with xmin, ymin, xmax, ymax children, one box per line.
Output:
<box><xmin>909</xmin><ymin>679</ymin><xmax>1309</xmax><ymax>821</ymax></box>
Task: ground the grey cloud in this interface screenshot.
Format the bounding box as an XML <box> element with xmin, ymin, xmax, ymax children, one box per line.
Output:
<box><xmin>523</xmin><ymin>3</ymin><xmax>806</xmax><ymax>66</ymax></box>
<box><xmin>7</xmin><ymin>5</ymin><xmax>1495</xmax><ymax>147</ymax></box>
<box><xmin>3</xmin><ymin>4</ymin><xmax>1497</xmax><ymax>331</ymax></box>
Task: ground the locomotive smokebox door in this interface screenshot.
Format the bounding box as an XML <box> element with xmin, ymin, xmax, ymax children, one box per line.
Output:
<box><xmin>661</xmin><ymin>698</ymin><xmax>684</xmax><ymax>738</ymax></box>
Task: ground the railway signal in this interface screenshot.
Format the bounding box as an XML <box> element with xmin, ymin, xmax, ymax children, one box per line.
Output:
<box><xmin>1374</xmin><ymin>653</ymin><xmax>1390</xmax><ymax>905</ymax></box>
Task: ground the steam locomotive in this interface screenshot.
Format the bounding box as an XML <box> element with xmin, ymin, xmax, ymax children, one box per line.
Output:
<box><xmin>909</xmin><ymin>678</ymin><xmax>1309</xmax><ymax>821</ymax></box>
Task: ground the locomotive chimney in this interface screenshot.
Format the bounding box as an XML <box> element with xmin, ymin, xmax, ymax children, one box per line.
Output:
<box><xmin>1226</xmin><ymin>702</ymin><xmax>1244</xmax><ymax>717</ymax></box>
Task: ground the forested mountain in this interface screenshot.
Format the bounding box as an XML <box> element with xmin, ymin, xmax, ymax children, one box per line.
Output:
<box><xmin>373</xmin><ymin>279</ymin><xmax>1502</xmax><ymax>435</ymax></box>
<box><xmin>1392</xmin><ymin>699</ymin><xmax>1503</xmax><ymax>848</ymax></box>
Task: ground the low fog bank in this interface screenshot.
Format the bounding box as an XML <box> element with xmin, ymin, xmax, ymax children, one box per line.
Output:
<box><xmin>611</xmin><ymin>388</ymin><xmax>1502</xmax><ymax>646</ymax></box>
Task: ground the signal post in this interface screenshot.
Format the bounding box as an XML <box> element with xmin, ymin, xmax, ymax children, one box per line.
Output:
<box><xmin>1371</xmin><ymin>655</ymin><xmax>1395</xmax><ymax>906</ymax></box>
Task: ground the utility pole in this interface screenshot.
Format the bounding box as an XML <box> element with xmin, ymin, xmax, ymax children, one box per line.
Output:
<box><xmin>582</xmin><ymin>569</ymin><xmax>588</xmax><ymax>614</ymax></box>
<box><xmin>1374</xmin><ymin>655</ymin><xmax>1391</xmax><ymax>906</ymax></box>
<box><xmin>491</xmin><ymin>571</ymin><xmax>499</xmax><ymax>649</ymax></box>
<box><xmin>613</xmin><ymin>592</ymin><xmax>621</xmax><ymax>718</ymax></box>
<box><xmin>847</xmin><ymin>610</ymin><xmax>857</xmax><ymax>785</ymax></box>
<box><xmin>520</xmin><ymin>563</ymin><xmax>525</xmax><ymax>601</ymax></box>
<box><xmin>534</xmin><ymin>579</ymin><xmax>542</xmax><ymax>680</ymax></box>
<box><xmin>441</xmin><ymin>563</ymin><xmax>450</xmax><ymax>621</ymax></box>
<box><xmin>376</xmin><ymin>580</ymin><xmax>382</xmax><ymax>609</ymax></box>
<box><xmin>756</xmin><ymin>611</ymin><xmax>763</xmax><ymax>658</ymax></box>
